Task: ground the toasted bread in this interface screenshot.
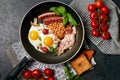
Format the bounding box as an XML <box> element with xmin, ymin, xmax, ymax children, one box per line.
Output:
<box><xmin>70</xmin><ymin>53</ymin><xmax>92</xmax><ymax>75</ymax></box>
<box><xmin>83</xmin><ymin>49</ymin><xmax>94</xmax><ymax>60</ymax></box>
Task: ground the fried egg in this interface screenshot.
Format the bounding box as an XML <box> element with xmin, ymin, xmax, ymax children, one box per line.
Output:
<box><xmin>28</xmin><ymin>23</ymin><xmax>59</xmax><ymax>52</ymax></box>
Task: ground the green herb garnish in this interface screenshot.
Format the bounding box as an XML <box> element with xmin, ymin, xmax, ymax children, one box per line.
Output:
<box><xmin>57</xmin><ymin>6</ymin><xmax>67</xmax><ymax>15</ymax></box>
<box><xmin>49</xmin><ymin>7</ymin><xmax>62</xmax><ymax>16</ymax></box>
<box><xmin>64</xmin><ymin>63</ymin><xmax>82</xmax><ymax>80</ymax></box>
<box><xmin>67</xmin><ymin>13</ymin><xmax>78</xmax><ymax>26</ymax></box>
<box><xmin>39</xmin><ymin>36</ymin><xmax>41</xmax><ymax>41</ymax></box>
<box><xmin>63</xmin><ymin>14</ymin><xmax>68</xmax><ymax>26</ymax></box>
<box><xmin>49</xmin><ymin>46</ymin><xmax>57</xmax><ymax>56</ymax></box>
<box><xmin>49</xmin><ymin>6</ymin><xmax>79</xmax><ymax>27</ymax></box>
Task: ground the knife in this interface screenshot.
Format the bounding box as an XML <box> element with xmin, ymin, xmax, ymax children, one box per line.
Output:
<box><xmin>4</xmin><ymin>56</ymin><xmax>34</xmax><ymax>80</ymax></box>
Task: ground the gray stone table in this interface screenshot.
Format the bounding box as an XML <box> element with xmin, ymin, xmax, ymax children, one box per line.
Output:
<box><xmin>0</xmin><ymin>0</ymin><xmax>120</xmax><ymax>80</ymax></box>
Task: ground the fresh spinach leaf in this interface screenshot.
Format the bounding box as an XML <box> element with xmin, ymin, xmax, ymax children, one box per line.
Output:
<box><xmin>67</xmin><ymin>13</ymin><xmax>78</xmax><ymax>26</ymax></box>
<box><xmin>49</xmin><ymin>6</ymin><xmax>79</xmax><ymax>27</ymax></box>
<box><xmin>63</xmin><ymin>14</ymin><xmax>68</xmax><ymax>26</ymax></box>
<box><xmin>49</xmin><ymin>7</ymin><xmax>62</xmax><ymax>16</ymax></box>
<box><xmin>57</xmin><ymin>6</ymin><xmax>67</xmax><ymax>16</ymax></box>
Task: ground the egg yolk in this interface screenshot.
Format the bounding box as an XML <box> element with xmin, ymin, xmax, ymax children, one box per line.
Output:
<box><xmin>44</xmin><ymin>36</ymin><xmax>53</xmax><ymax>47</ymax></box>
<box><xmin>30</xmin><ymin>30</ymin><xmax>39</xmax><ymax>40</ymax></box>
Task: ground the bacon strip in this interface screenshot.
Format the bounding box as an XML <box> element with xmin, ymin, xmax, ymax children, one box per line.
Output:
<box><xmin>38</xmin><ymin>12</ymin><xmax>57</xmax><ymax>21</ymax></box>
<box><xmin>57</xmin><ymin>27</ymin><xmax>76</xmax><ymax>55</ymax></box>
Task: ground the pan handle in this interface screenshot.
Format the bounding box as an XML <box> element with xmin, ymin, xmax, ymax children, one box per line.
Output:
<box><xmin>4</xmin><ymin>56</ymin><xmax>30</xmax><ymax>80</ymax></box>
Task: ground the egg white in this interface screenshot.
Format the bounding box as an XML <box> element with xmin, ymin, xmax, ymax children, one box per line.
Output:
<box><xmin>28</xmin><ymin>23</ymin><xmax>59</xmax><ymax>52</ymax></box>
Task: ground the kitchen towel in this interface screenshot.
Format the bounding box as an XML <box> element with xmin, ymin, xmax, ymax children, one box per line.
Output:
<box><xmin>70</xmin><ymin>0</ymin><xmax>120</xmax><ymax>54</ymax></box>
<box><xmin>6</xmin><ymin>41</ymin><xmax>96</xmax><ymax>80</ymax></box>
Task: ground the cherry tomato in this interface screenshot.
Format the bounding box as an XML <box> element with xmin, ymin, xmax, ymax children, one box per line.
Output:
<box><xmin>90</xmin><ymin>12</ymin><xmax>98</xmax><ymax>20</ymax></box>
<box><xmin>95</xmin><ymin>0</ymin><xmax>104</xmax><ymax>8</ymax></box>
<box><xmin>44</xmin><ymin>68</ymin><xmax>53</xmax><ymax>77</ymax></box>
<box><xmin>42</xmin><ymin>29</ymin><xmax>49</xmax><ymax>34</ymax></box>
<box><xmin>100</xmin><ymin>6</ymin><xmax>109</xmax><ymax>14</ymax></box>
<box><xmin>39</xmin><ymin>77</ymin><xmax>46</xmax><ymax>80</ymax></box>
<box><xmin>91</xmin><ymin>20</ymin><xmax>99</xmax><ymax>28</ymax></box>
<box><xmin>101</xmin><ymin>31</ymin><xmax>110</xmax><ymax>40</ymax></box>
<box><xmin>100</xmin><ymin>14</ymin><xmax>108</xmax><ymax>23</ymax></box>
<box><xmin>23</xmin><ymin>70</ymin><xmax>32</xmax><ymax>79</ymax></box>
<box><xmin>91</xmin><ymin>28</ymin><xmax>100</xmax><ymax>36</ymax></box>
<box><xmin>31</xmin><ymin>69</ymin><xmax>41</xmax><ymax>79</ymax></box>
<box><xmin>88</xmin><ymin>4</ymin><xmax>97</xmax><ymax>12</ymax></box>
<box><xmin>47</xmin><ymin>76</ymin><xmax>55</xmax><ymax>80</ymax></box>
<box><xmin>100</xmin><ymin>23</ymin><xmax>109</xmax><ymax>31</ymax></box>
<box><xmin>41</xmin><ymin>47</ymin><xmax>48</xmax><ymax>53</ymax></box>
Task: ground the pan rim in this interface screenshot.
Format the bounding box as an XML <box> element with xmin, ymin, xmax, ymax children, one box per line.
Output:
<box><xmin>19</xmin><ymin>0</ymin><xmax>85</xmax><ymax>65</ymax></box>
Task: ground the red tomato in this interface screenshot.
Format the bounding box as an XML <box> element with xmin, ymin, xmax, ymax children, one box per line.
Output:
<box><xmin>44</xmin><ymin>68</ymin><xmax>53</xmax><ymax>77</ymax></box>
<box><xmin>91</xmin><ymin>20</ymin><xmax>99</xmax><ymax>28</ymax></box>
<box><xmin>41</xmin><ymin>47</ymin><xmax>48</xmax><ymax>53</ymax></box>
<box><xmin>47</xmin><ymin>76</ymin><xmax>55</xmax><ymax>80</ymax></box>
<box><xmin>39</xmin><ymin>77</ymin><xmax>46</xmax><ymax>80</ymax></box>
<box><xmin>23</xmin><ymin>70</ymin><xmax>32</xmax><ymax>79</ymax></box>
<box><xmin>95</xmin><ymin>0</ymin><xmax>104</xmax><ymax>8</ymax></box>
<box><xmin>100</xmin><ymin>6</ymin><xmax>109</xmax><ymax>14</ymax></box>
<box><xmin>91</xmin><ymin>28</ymin><xmax>100</xmax><ymax>36</ymax></box>
<box><xmin>88</xmin><ymin>4</ymin><xmax>97</xmax><ymax>12</ymax></box>
<box><xmin>90</xmin><ymin>12</ymin><xmax>98</xmax><ymax>20</ymax></box>
<box><xmin>100</xmin><ymin>23</ymin><xmax>109</xmax><ymax>31</ymax></box>
<box><xmin>42</xmin><ymin>29</ymin><xmax>49</xmax><ymax>34</ymax></box>
<box><xmin>101</xmin><ymin>31</ymin><xmax>110</xmax><ymax>40</ymax></box>
<box><xmin>31</xmin><ymin>69</ymin><xmax>41</xmax><ymax>79</ymax></box>
<box><xmin>100</xmin><ymin>14</ymin><xmax>108</xmax><ymax>23</ymax></box>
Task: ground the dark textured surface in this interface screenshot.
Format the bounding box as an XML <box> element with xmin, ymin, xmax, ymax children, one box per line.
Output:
<box><xmin>0</xmin><ymin>0</ymin><xmax>120</xmax><ymax>80</ymax></box>
<box><xmin>83</xmin><ymin>38</ymin><xmax>120</xmax><ymax>80</ymax></box>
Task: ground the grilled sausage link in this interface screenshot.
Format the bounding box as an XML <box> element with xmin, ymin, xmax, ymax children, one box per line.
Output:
<box><xmin>43</xmin><ymin>17</ymin><xmax>63</xmax><ymax>25</ymax></box>
<box><xmin>38</xmin><ymin>12</ymin><xmax>57</xmax><ymax>21</ymax></box>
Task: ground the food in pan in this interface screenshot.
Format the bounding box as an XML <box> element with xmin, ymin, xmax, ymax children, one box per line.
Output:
<box><xmin>28</xmin><ymin>6</ymin><xmax>79</xmax><ymax>55</ymax></box>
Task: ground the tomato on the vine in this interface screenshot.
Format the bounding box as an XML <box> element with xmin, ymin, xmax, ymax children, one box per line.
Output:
<box><xmin>95</xmin><ymin>0</ymin><xmax>104</xmax><ymax>8</ymax></box>
<box><xmin>44</xmin><ymin>68</ymin><xmax>53</xmax><ymax>77</ymax></box>
<box><xmin>101</xmin><ymin>31</ymin><xmax>110</xmax><ymax>40</ymax></box>
<box><xmin>90</xmin><ymin>12</ymin><xmax>98</xmax><ymax>20</ymax></box>
<box><xmin>23</xmin><ymin>70</ymin><xmax>32</xmax><ymax>79</ymax></box>
<box><xmin>91</xmin><ymin>20</ymin><xmax>99</xmax><ymax>28</ymax></box>
<box><xmin>88</xmin><ymin>0</ymin><xmax>110</xmax><ymax>40</ymax></box>
<box><xmin>100</xmin><ymin>6</ymin><xmax>109</xmax><ymax>14</ymax></box>
<box><xmin>100</xmin><ymin>14</ymin><xmax>108</xmax><ymax>23</ymax></box>
<box><xmin>88</xmin><ymin>4</ymin><xmax>97</xmax><ymax>12</ymax></box>
<box><xmin>31</xmin><ymin>69</ymin><xmax>41</xmax><ymax>79</ymax></box>
<box><xmin>100</xmin><ymin>23</ymin><xmax>109</xmax><ymax>31</ymax></box>
<box><xmin>91</xmin><ymin>28</ymin><xmax>100</xmax><ymax>36</ymax></box>
<box><xmin>47</xmin><ymin>76</ymin><xmax>55</xmax><ymax>80</ymax></box>
<box><xmin>39</xmin><ymin>77</ymin><xmax>46</xmax><ymax>80</ymax></box>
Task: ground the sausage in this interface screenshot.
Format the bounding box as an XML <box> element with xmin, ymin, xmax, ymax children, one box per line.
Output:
<box><xmin>38</xmin><ymin>12</ymin><xmax>57</xmax><ymax>21</ymax></box>
<box><xmin>43</xmin><ymin>17</ymin><xmax>63</xmax><ymax>25</ymax></box>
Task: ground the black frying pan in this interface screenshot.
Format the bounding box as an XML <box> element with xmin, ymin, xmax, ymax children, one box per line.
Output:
<box><xmin>20</xmin><ymin>1</ymin><xmax>84</xmax><ymax>64</ymax></box>
<box><xmin>5</xmin><ymin>1</ymin><xmax>84</xmax><ymax>80</ymax></box>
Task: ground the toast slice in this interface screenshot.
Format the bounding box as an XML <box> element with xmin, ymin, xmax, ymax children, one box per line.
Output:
<box><xmin>83</xmin><ymin>49</ymin><xmax>94</xmax><ymax>60</ymax></box>
<box><xmin>70</xmin><ymin>53</ymin><xmax>92</xmax><ymax>75</ymax></box>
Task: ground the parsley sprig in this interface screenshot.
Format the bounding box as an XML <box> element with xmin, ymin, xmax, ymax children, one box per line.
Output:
<box><xmin>64</xmin><ymin>63</ymin><xmax>82</xmax><ymax>80</ymax></box>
